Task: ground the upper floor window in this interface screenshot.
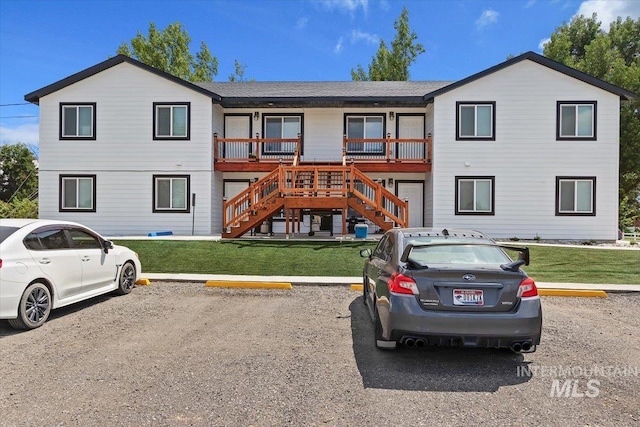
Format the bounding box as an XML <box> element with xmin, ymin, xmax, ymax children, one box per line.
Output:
<box><xmin>263</xmin><ymin>115</ymin><xmax>302</xmax><ymax>154</ymax></box>
<box><xmin>60</xmin><ymin>103</ymin><xmax>96</xmax><ymax>140</ymax></box>
<box><xmin>59</xmin><ymin>175</ymin><xmax>96</xmax><ymax>212</ymax></box>
<box><xmin>556</xmin><ymin>177</ymin><xmax>596</xmax><ymax>216</ymax></box>
<box><xmin>455</xmin><ymin>176</ymin><xmax>495</xmax><ymax>215</ymax></box>
<box><xmin>456</xmin><ymin>102</ymin><xmax>495</xmax><ymax>140</ymax></box>
<box><xmin>153</xmin><ymin>175</ymin><xmax>190</xmax><ymax>213</ymax></box>
<box><xmin>154</xmin><ymin>103</ymin><xmax>190</xmax><ymax>140</ymax></box>
<box><xmin>345</xmin><ymin>114</ymin><xmax>385</xmax><ymax>154</ymax></box>
<box><xmin>557</xmin><ymin>101</ymin><xmax>596</xmax><ymax>140</ymax></box>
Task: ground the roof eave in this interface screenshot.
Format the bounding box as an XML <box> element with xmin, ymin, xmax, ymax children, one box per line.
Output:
<box><xmin>24</xmin><ymin>55</ymin><xmax>222</xmax><ymax>104</ymax></box>
<box><xmin>220</xmin><ymin>96</ymin><xmax>429</xmax><ymax>108</ymax></box>
<box><xmin>423</xmin><ymin>51</ymin><xmax>636</xmax><ymax>102</ymax></box>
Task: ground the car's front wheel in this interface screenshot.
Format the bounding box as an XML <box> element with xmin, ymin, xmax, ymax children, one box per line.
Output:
<box><xmin>114</xmin><ymin>262</ymin><xmax>136</xmax><ymax>295</ymax></box>
<box><xmin>8</xmin><ymin>282</ymin><xmax>52</xmax><ymax>330</ymax></box>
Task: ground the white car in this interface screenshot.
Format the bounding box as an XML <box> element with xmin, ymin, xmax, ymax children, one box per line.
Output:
<box><xmin>0</xmin><ymin>219</ymin><xmax>141</xmax><ymax>330</ymax></box>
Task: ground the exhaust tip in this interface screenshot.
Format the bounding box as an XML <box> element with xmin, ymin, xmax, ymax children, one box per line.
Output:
<box><xmin>522</xmin><ymin>342</ymin><xmax>532</xmax><ymax>351</ymax></box>
<box><xmin>404</xmin><ymin>338</ymin><xmax>416</xmax><ymax>347</ymax></box>
<box><xmin>511</xmin><ymin>343</ymin><xmax>522</xmax><ymax>352</ymax></box>
<box><xmin>415</xmin><ymin>339</ymin><xmax>426</xmax><ymax>348</ymax></box>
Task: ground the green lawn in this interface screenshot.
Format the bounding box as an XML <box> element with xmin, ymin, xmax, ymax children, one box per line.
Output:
<box><xmin>114</xmin><ymin>240</ymin><xmax>640</xmax><ymax>285</ymax></box>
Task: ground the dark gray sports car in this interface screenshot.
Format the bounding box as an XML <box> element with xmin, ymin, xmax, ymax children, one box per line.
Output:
<box><xmin>360</xmin><ymin>228</ymin><xmax>542</xmax><ymax>351</ymax></box>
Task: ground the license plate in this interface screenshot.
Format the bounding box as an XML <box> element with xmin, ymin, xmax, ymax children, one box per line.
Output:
<box><xmin>453</xmin><ymin>289</ymin><xmax>484</xmax><ymax>306</ymax></box>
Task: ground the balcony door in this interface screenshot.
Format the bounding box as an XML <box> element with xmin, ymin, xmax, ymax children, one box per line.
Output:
<box><xmin>396</xmin><ymin>114</ymin><xmax>425</xmax><ymax>159</ymax></box>
<box><xmin>397</xmin><ymin>181</ymin><xmax>424</xmax><ymax>227</ymax></box>
<box><xmin>224</xmin><ymin>114</ymin><xmax>252</xmax><ymax>158</ymax></box>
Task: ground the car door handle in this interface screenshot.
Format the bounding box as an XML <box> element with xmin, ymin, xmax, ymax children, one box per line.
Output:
<box><xmin>81</xmin><ymin>256</ymin><xmax>91</xmax><ymax>262</ymax></box>
<box><xmin>39</xmin><ymin>258</ymin><xmax>51</xmax><ymax>265</ymax></box>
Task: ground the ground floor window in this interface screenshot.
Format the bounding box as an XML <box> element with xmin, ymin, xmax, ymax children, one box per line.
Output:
<box><xmin>153</xmin><ymin>175</ymin><xmax>190</xmax><ymax>213</ymax></box>
<box><xmin>59</xmin><ymin>175</ymin><xmax>96</xmax><ymax>212</ymax></box>
<box><xmin>455</xmin><ymin>176</ymin><xmax>494</xmax><ymax>215</ymax></box>
<box><xmin>556</xmin><ymin>176</ymin><xmax>596</xmax><ymax>215</ymax></box>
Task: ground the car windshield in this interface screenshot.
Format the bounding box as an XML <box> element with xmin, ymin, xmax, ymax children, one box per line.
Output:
<box><xmin>407</xmin><ymin>244</ymin><xmax>511</xmax><ymax>266</ymax></box>
<box><xmin>0</xmin><ymin>226</ymin><xmax>20</xmax><ymax>244</ymax></box>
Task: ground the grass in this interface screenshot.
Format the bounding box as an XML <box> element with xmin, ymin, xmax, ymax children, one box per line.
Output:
<box><xmin>114</xmin><ymin>240</ymin><xmax>640</xmax><ymax>285</ymax></box>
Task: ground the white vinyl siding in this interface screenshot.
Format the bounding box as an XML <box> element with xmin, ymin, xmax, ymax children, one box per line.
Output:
<box><xmin>433</xmin><ymin>59</ymin><xmax>619</xmax><ymax>239</ymax></box>
<box><xmin>38</xmin><ymin>62</ymin><xmax>213</xmax><ymax>235</ymax></box>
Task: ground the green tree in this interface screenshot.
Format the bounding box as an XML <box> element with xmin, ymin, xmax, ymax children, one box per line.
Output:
<box><xmin>351</xmin><ymin>7</ymin><xmax>425</xmax><ymax>81</ymax></box>
<box><xmin>0</xmin><ymin>143</ymin><xmax>38</xmax><ymax>203</ymax></box>
<box><xmin>544</xmin><ymin>14</ymin><xmax>640</xmax><ymax>227</ymax></box>
<box><xmin>228</xmin><ymin>59</ymin><xmax>254</xmax><ymax>82</ymax></box>
<box><xmin>117</xmin><ymin>22</ymin><xmax>219</xmax><ymax>82</ymax></box>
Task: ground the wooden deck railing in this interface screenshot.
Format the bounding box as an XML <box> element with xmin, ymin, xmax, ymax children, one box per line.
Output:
<box><xmin>214</xmin><ymin>133</ymin><xmax>302</xmax><ymax>163</ymax></box>
<box><xmin>213</xmin><ymin>133</ymin><xmax>431</xmax><ymax>164</ymax></box>
<box><xmin>342</xmin><ymin>134</ymin><xmax>432</xmax><ymax>163</ymax></box>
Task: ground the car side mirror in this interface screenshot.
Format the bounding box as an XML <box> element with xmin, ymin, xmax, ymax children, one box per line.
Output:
<box><xmin>360</xmin><ymin>248</ymin><xmax>372</xmax><ymax>258</ymax></box>
<box><xmin>103</xmin><ymin>240</ymin><xmax>114</xmax><ymax>254</ymax></box>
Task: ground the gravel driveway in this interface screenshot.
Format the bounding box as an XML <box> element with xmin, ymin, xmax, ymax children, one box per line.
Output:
<box><xmin>1</xmin><ymin>282</ymin><xmax>638</xmax><ymax>426</ymax></box>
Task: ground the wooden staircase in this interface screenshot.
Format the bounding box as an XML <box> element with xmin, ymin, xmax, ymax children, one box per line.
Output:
<box><xmin>222</xmin><ymin>164</ymin><xmax>408</xmax><ymax>238</ymax></box>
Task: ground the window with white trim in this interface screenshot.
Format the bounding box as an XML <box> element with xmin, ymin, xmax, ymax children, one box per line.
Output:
<box><xmin>455</xmin><ymin>176</ymin><xmax>494</xmax><ymax>215</ymax></box>
<box><xmin>60</xmin><ymin>175</ymin><xmax>96</xmax><ymax>212</ymax></box>
<box><xmin>456</xmin><ymin>102</ymin><xmax>495</xmax><ymax>140</ymax></box>
<box><xmin>345</xmin><ymin>114</ymin><xmax>385</xmax><ymax>153</ymax></box>
<box><xmin>60</xmin><ymin>103</ymin><xmax>95</xmax><ymax>140</ymax></box>
<box><xmin>557</xmin><ymin>102</ymin><xmax>596</xmax><ymax>140</ymax></box>
<box><xmin>154</xmin><ymin>103</ymin><xmax>190</xmax><ymax>139</ymax></box>
<box><xmin>153</xmin><ymin>175</ymin><xmax>190</xmax><ymax>213</ymax></box>
<box><xmin>263</xmin><ymin>115</ymin><xmax>301</xmax><ymax>154</ymax></box>
<box><xmin>556</xmin><ymin>177</ymin><xmax>596</xmax><ymax>216</ymax></box>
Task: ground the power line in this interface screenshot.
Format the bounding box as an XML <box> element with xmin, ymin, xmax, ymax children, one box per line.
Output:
<box><xmin>0</xmin><ymin>103</ymin><xmax>31</xmax><ymax>107</ymax></box>
<box><xmin>0</xmin><ymin>115</ymin><xmax>38</xmax><ymax>118</ymax></box>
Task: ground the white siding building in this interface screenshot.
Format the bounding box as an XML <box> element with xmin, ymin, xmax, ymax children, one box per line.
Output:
<box><xmin>25</xmin><ymin>52</ymin><xmax>634</xmax><ymax>240</ymax></box>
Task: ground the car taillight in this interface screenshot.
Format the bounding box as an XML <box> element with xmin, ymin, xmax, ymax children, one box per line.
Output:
<box><xmin>517</xmin><ymin>277</ymin><xmax>538</xmax><ymax>298</ymax></box>
<box><xmin>388</xmin><ymin>273</ymin><xmax>419</xmax><ymax>295</ymax></box>
<box><xmin>0</xmin><ymin>259</ymin><xmax>2</xmax><ymax>268</ymax></box>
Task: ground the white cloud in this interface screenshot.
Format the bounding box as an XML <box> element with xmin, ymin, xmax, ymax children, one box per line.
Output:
<box><xmin>476</xmin><ymin>9</ymin><xmax>499</xmax><ymax>29</ymax></box>
<box><xmin>0</xmin><ymin>124</ymin><xmax>39</xmax><ymax>146</ymax></box>
<box><xmin>334</xmin><ymin>37</ymin><xmax>344</xmax><ymax>53</ymax></box>
<box><xmin>296</xmin><ymin>17</ymin><xmax>309</xmax><ymax>30</ymax></box>
<box><xmin>349</xmin><ymin>29</ymin><xmax>378</xmax><ymax>44</ymax></box>
<box><xmin>318</xmin><ymin>0</ymin><xmax>368</xmax><ymax>14</ymax></box>
<box><xmin>575</xmin><ymin>0</ymin><xmax>640</xmax><ymax>30</ymax></box>
<box><xmin>538</xmin><ymin>37</ymin><xmax>551</xmax><ymax>51</ymax></box>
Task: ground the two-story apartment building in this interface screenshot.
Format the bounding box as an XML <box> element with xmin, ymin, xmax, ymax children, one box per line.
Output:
<box><xmin>25</xmin><ymin>51</ymin><xmax>634</xmax><ymax>239</ymax></box>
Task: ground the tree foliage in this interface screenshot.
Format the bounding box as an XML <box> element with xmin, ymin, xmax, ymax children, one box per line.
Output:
<box><xmin>351</xmin><ymin>7</ymin><xmax>425</xmax><ymax>81</ymax></box>
<box><xmin>117</xmin><ymin>22</ymin><xmax>219</xmax><ymax>82</ymax></box>
<box><xmin>0</xmin><ymin>198</ymin><xmax>38</xmax><ymax>219</ymax></box>
<box><xmin>228</xmin><ymin>59</ymin><xmax>254</xmax><ymax>82</ymax></box>
<box><xmin>544</xmin><ymin>14</ymin><xmax>640</xmax><ymax>227</ymax></box>
<box><xmin>0</xmin><ymin>143</ymin><xmax>38</xmax><ymax>203</ymax></box>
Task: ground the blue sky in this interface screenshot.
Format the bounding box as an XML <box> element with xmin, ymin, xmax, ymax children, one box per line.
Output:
<box><xmin>1</xmin><ymin>0</ymin><xmax>639</xmax><ymax>150</ymax></box>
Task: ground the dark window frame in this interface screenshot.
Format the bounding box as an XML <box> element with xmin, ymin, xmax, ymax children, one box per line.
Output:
<box><xmin>261</xmin><ymin>113</ymin><xmax>304</xmax><ymax>156</ymax></box>
<box><xmin>59</xmin><ymin>174</ymin><xmax>97</xmax><ymax>212</ymax></box>
<box><xmin>556</xmin><ymin>101</ymin><xmax>597</xmax><ymax>141</ymax></box>
<box><xmin>152</xmin><ymin>174</ymin><xmax>191</xmax><ymax>213</ymax></box>
<box><xmin>455</xmin><ymin>176</ymin><xmax>495</xmax><ymax>216</ymax></box>
<box><xmin>153</xmin><ymin>102</ymin><xmax>191</xmax><ymax>140</ymax></box>
<box><xmin>455</xmin><ymin>101</ymin><xmax>496</xmax><ymax>141</ymax></box>
<box><xmin>344</xmin><ymin>113</ymin><xmax>387</xmax><ymax>155</ymax></box>
<box><xmin>555</xmin><ymin>176</ymin><xmax>596</xmax><ymax>216</ymax></box>
<box><xmin>59</xmin><ymin>103</ymin><xmax>96</xmax><ymax>140</ymax></box>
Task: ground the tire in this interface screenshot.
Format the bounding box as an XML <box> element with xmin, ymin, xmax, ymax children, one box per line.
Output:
<box><xmin>113</xmin><ymin>262</ymin><xmax>136</xmax><ymax>295</ymax></box>
<box><xmin>8</xmin><ymin>282</ymin><xmax>52</xmax><ymax>330</ymax></box>
<box><xmin>374</xmin><ymin>304</ymin><xmax>396</xmax><ymax>350</ymax></box>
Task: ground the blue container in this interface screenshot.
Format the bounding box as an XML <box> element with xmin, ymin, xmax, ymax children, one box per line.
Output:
<box><xmin>355</xmin><ymin>224</ymin><xmax>368</xmax><ymax>238</ymax></box>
